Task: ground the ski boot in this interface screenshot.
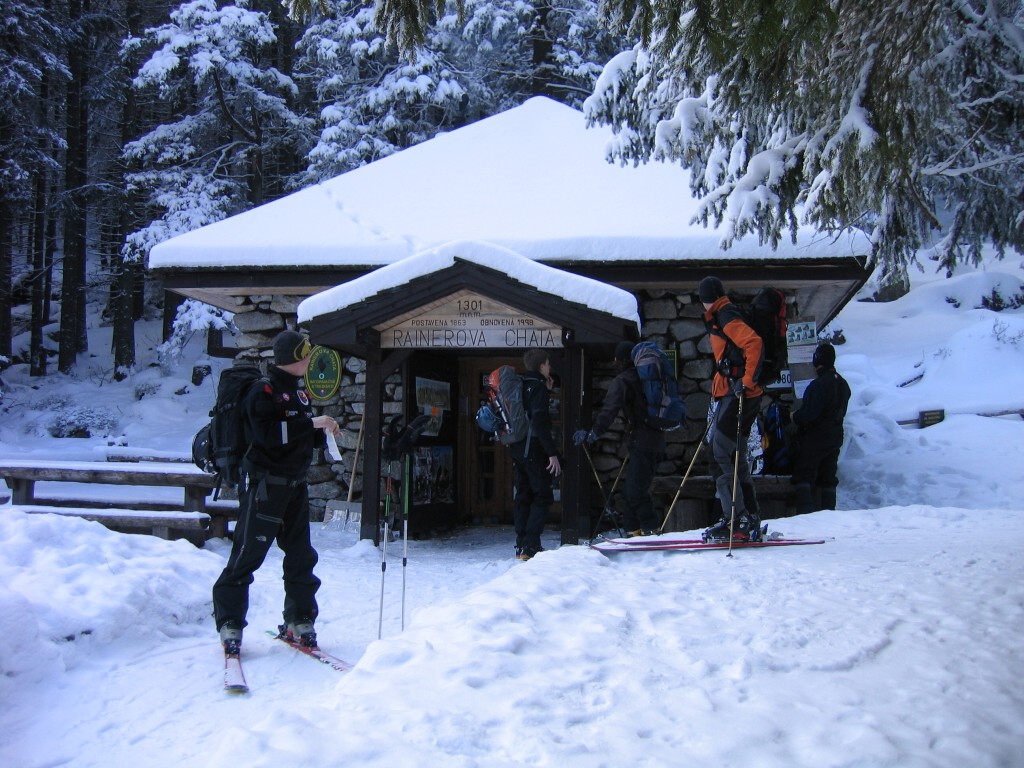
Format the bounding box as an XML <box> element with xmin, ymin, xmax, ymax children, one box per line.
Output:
<box><xmin>219</xmin><ymin>622</ymin><xmax>242</xmax><ymax>655</ymax></box>
<box><xmin>282</xmin><ymin>618</ymin><xmax>317</xmax><ymax>648</ymax></box>
<box><xmin>702</xmin><ymin>514</ymin><xmax>761</xmax><ymax>543</ymax></box>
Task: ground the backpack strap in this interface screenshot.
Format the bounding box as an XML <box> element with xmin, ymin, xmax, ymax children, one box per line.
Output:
<box><xmin>520</xmin><ymin>378</ymin><xmax>536</xmax><ymax>457</ymax></box>
<box><xmin>709</xmin><ymin>304</ymin><xmax>744</xmax><ymax>349</ymax></box>
<box><xmin>624</xmin><ymin>370</ymin><xmax>646</xmax><ymax>430</ymax></box>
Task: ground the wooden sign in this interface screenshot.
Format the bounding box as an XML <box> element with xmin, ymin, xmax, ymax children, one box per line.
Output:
<box><xmin>378</xmin><ymin>293</ymin><xmax>562</xmax><ymax>349</ymax></box>
<box><xmin>918</xmin><ymin>409</ymin><xmax>945</xmax><ymax>428</ymax></box>
<box><xmin>305</xmin><ymin>346</ymin><xmax>342</xmax><ymax>400</ymax></box>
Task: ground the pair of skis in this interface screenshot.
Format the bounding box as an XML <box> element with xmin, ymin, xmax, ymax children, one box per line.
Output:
<box><xmin>223</xmin><ymin>629</ymin><xmax>353</xmax><ymax>694</ymax></box>
<box><xmin>589</xmin><ymin>531</ymin><xmax>828</xmax><ymax>554</ymax></box>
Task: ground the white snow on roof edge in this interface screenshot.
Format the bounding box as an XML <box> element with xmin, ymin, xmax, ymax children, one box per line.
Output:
<box><xmin>297</xmin><ymin>240</ymin><xmax>641</xmax><ymax>329</ymax></box>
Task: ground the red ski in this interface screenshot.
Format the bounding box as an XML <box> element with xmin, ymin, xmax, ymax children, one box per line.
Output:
<box><xmin>224</xmin><ymin>652</ymin><xmax>249</xmax><ymax>694</ymax></box>
<box><xmin>267</xmin><ymin>630</ymin><xmax>353</xmax><ymax>673</ymax></box>
<box><xmin>590</xmin><ymin>532</ymin><xmax>827</xmax><ymax>554</ymax></box>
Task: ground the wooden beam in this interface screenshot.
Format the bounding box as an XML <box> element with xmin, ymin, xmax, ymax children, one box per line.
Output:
<box><xmin>359</xmin><ymin>345</ymin><xmax>384</xmax><ymax>543</ymax></box>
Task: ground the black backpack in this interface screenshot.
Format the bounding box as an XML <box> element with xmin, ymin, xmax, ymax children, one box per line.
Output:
<box><xmin>712</xmin><ymin>286</ymin><xmax>789</xmax><ymax>386</ymax></box>
<box><xmin>192</xmin><ymin>364</ymin><xmax>267</xmax><ymax>498</ymax></box>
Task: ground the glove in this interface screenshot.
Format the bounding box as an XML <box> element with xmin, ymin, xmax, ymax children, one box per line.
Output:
<box><xmin>784</xmin><ymin>421</ymin><xmax>800</xmax><ymax>440</ymax></box>
<box><xmin>572</xmin><ymin>429</ymin><xmax>598</xmax><ymax>447</ymax></box>
<box><xmin>731</xmin><ymin>379</ymin><xmax>746</xmax><ymax>398</ymax></box>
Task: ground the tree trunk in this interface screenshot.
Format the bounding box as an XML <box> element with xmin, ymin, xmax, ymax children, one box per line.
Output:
<box><xmin>109</xmin><ymin>0</ymin><xmax>145</xmax><ymax>378</ymax></box>
<box><xmin>58</xmin><ymin>0</ymin><xmax>90</xmax><ymax>374</ymax></box>
<box><xmin>0</xmin><ymin>204</ymin><xmax>11</xmax><ymax>360</ymax></box>
<box><xmin>528</xmin><ymin>1</ymin><xmax>555</xmax><ymax>97</ymax></box>
<box><xmin>30</xmin><ymin>66</ymin><xmax>53</xmax><ymax>377</ymax></box>
<box><xmin>31</xmin><ymin>162</ymin><xmax>49</xmax><ymax>376</ymax></box>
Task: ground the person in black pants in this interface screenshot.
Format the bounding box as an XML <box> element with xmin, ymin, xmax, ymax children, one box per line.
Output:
<box><xmin>574</xmin><ymin>341</ymin><xmax>665</xmax><ymax>536</ymax></box>
<box><xmin>699</xmin><ymin>276</ymin><xmax>765</xmax><ymax>542</ymax></box>
<box><xmin>790</xmin><ymin>343</ymin><xmax>851</xmax><ymax>515</ymax></box>
<box><xmin>213</xmin><ymin>330</ymin><xmax>340</xmax><ymax>653</ymax></box>
<box><xmin>511</xmin><ymin>349</ymin><xmax>562</xmax><ymax>560</ymax></box>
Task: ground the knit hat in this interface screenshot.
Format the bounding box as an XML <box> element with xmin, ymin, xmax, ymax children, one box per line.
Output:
<box><xmin>698</xmin><ymin>276</ymin><xmax>725</xmax><ymax>304</ymax></box>
<box><xmin>614</xmin><ymin>341</ymin><xmax>635</xmax><ymax>363</ymax></box>
<box><xmin>273</xmin><ymin>330</ymin><xmax>312</xmax><ymax>366</ymax></box>
<box><xmin>812</xmin><ymin>343</ymin><xmax>836</xmax><ymax>369</ymax></box>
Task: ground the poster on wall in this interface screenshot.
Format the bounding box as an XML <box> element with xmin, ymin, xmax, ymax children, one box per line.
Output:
<box><xmin>412</xmin><ymin>446</ymin><xmax>454</xmax><ymax>506</ymax></box>
<box><xmin>787</xmin><ymin>319</ymin><xmax>819</xmax><ymax>398</ymax></box>
<box><xmin>415</xmin><ymin>377</ymin><xmax>451</xmax><ymax>437</ymax></box>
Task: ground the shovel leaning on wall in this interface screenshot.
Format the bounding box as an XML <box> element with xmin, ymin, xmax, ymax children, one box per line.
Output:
<box><xmin>323</xmin><ymin>417</ymin><xmax>364</xmax><ymax>530</ymax></box>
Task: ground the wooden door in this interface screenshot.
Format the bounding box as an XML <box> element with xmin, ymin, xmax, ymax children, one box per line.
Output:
<box><xmin>460</xmin><ymin>356</ymin><xmax>515</xmax><ymax>524</ymax></box>
<box><xmin>458</xmin><ymin>356</ymin><xmax>563</xmax><ymax>526</ymax></box>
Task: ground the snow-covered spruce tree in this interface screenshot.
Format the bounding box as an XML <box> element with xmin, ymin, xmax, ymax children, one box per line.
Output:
<box><xmin>584</xmin><ymin>0</ymin><xmax>1023</xmax><ymax>287</ymax></box>
<box><xmin>294</xmin><ymin>0</ymin><xmax>471</xmax><ymax>182</ymax></box>
<box><xmin>0</xmin><ymin>0</ymin><xmax>68</xmax><ymax>361</ymax></box>
<box><xmin>158</xmin><ymin>298</ymin><xmax>235</xmax><ymax>371</ymax></box>
<box><xmin>295</xmin><ymin>0</ymin><xmax>623</xmax><ymax>184</ymax></box>
<box><xmin>121</xmin><ymin>0</ymin><xmax>313</xmax><ymax>262</ymax></box>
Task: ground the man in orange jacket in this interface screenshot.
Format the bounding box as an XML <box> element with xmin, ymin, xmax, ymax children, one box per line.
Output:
<box><xmin>699</xmin><ymin>276</ymin><xmax>764</xmax><ymax>541</ymax></box>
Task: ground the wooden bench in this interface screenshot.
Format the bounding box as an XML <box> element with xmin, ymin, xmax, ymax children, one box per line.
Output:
<box><xmin>22</xmin><ymin>494</ymin><xmax>242</xmax><ymax>540</ymax></box>
<box><xmin>0</xmin><ymin>459</ymin><xmax>233</xmax><ymax>544</ymax></box>
<box><xmin>17</xmin><ymin>504</ymin><xmax>210</xmax><ymax>547</ymax></box>
<box><xmin>651</xmin><ymin>474</ymin><xmax>798</xmax><ymax>532</ymax></box>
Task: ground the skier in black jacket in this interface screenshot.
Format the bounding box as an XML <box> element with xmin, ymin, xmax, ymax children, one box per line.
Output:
<box><xmin>574</xmin><ymin>341</ymin><xmax>665</xmax><ymax>536</ymax></box>
<box><xmin>511</xmin><ymin>348</ymin><xmax>562</xmax><ymax>560</ymax></box>
<box><xmin>213</xmin><ymin>330</ymin><xmax>341</xmax><ymax>653</ymax></box>
<box><xmin>790</xmin><ymin>343</ymin><xmax>851</xmax><ymax>515</ymax></box>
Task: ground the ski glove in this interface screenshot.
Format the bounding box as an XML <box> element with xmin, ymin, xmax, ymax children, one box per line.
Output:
<box><xmin>572</xmin><ymin>429</ymin><xmax>599</xmax><ymax>447</ymax></box>
<box><xmin>731</xmin><ymin>379</ymin><xmax>746</xmax><ymax>398</ymax></box>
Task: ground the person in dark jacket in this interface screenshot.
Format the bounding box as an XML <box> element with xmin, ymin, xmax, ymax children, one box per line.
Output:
<box><xmin>790</xmin><ymin>343</ymin><xmax>851</xmax><ymax>515</ymax></box>
<box><xmin>699</xmin><ymin>276</ymin><xmax>764</xmax><ymax>541</ymax></box>
<box><xmin>573</xmin><ymin>341</ymin><xmax>665</xmax><ymax>536</ymax></box>
<box><xmin>213</xmin><ymin>330</ymin><xmax>341</xmax><ymax>653</ymax></box>
<box><xmin>512</xmin><ymin>348</ymin><xmax>562</xmax><ymax>560</ymax></box>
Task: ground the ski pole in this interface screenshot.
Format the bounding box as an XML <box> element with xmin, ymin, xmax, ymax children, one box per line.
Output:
<box><xmin>584</xmin><ymin>446</ymin><xmax>627</xmax><ymax>539</ymax></box>
<box><xmin>727</xmin><ymin>393</ymin><xmax>744</xmax><ymax>558</ymax></box>
<box><xmin>378</xmin><ymin>460</ymin><xmax>393</xmax><ymax>639</ymax></box>
<box><xmin>658</xmin><ymin>420</ymin><xmax>712</xmax><ymax>533</ymax></box>
<box><xmin>600</xmin><ymin>455</ymin><xmax>629</xmax><ymax>538</ymax></box>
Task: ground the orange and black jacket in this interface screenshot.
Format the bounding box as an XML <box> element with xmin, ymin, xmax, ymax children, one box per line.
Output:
<box><xmin>703</xmin><ymin>296</ymin><xmax>764</xmax><ymax>399</ymax></box>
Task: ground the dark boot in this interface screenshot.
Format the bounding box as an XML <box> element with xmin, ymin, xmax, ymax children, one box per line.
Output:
<box><xmin>794</xmin><ymin>483</ymin><xmax>814</xmax><ymax>516</ymax></box>
<box><xmin>818</xmin><ymin>486</ymin><xmax>837</xmax><ymax>511</ymax></box>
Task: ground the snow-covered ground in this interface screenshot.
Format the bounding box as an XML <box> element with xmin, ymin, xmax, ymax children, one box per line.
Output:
<box><xmin>1</xmin><ymin>252</ymin><xmax>1023</xmax><ymax>767</ymax></box>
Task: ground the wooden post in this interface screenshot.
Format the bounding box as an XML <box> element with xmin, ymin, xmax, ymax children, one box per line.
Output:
<box><xmin>560</xmin><ymin>344</ymin><xmax>588</xmax><ymax>545</ymax></box>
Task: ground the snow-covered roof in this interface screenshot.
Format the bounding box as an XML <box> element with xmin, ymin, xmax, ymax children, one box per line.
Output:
<box><xmin>297</xmin><ymin>240</ymin><xmax>641</xmax><ymax>327</ymax></box>
<box><xmin>148</xmin><ymin>97</ymin><xmax>870</xmax><ymax>270</ymax></box>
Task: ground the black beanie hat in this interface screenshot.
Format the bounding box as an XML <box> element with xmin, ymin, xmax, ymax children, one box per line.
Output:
<box><xmin>614</xmin><ymin>341</ymin><xmax>635</xmax><ymax>363</ymax></box>
<box><xmin>812</xmin><ymin>343</ymin><xmax>836</xmax><ymax>369</ymax></box>
<box><xmin>273</xmin><ymin>330</ymin><xmax>311</xmax><ymax>366</ymax></box>
<box><xmin>698</xmin><ymin>276</ymin><xmax>725</xmax><ymax>304</ymax></box>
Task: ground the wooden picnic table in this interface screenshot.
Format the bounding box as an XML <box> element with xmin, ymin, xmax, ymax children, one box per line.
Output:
<box><xmin>0</xmin><ymin>459</ymin><xmax>238</xmax><ymax>543</ymax></box>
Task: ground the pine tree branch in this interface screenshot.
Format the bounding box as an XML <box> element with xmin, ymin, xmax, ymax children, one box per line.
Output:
<box><xmin>212</xmin><ymin>71</ymin><xmax>257</xmax><ymax>145</ymax></box>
